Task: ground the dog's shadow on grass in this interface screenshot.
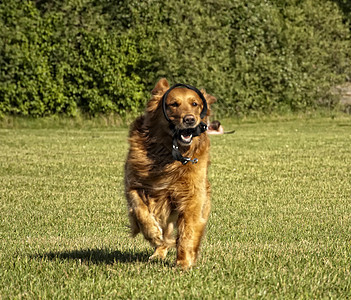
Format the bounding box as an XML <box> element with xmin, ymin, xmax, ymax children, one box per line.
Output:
<box><xmin>36</xmin><ymin>248</ymin><xmax>167</xmax><ymax>265</ymax></box>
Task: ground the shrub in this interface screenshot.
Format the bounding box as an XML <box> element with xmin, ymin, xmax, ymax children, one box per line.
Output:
<box><xmin>0</xmin><ymin>0</ymin><xmax>145</xmax><ymax>117</ymax></box>
<box><xmin>333</xmin><ymin>0</ymin><xmax>351</xmax><ymax>25</ymax></box>
<box><xmin>101</xmin><ymin>0</ymin><xmax>351</xmax><ymax>116</ymax></box>
<box><xmin>0</xmin><ymin>1</ymin><xmax>72</xmax><ymax>116</ymax></box>
<box><xmin>0</xmin><ymin>0</ymin><xmax>350</xmax><ymax>117</ymax></box>
<box><xmin>226</xmin><ymin>0</ymin><xmax>351</xmax><ymax>114</ymax></box>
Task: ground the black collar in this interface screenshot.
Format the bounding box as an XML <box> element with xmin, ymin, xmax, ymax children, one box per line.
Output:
<box><xmin>161</xmin><ymin>83</ymin><xmax>208</xmax><ymax>165</ymax></box>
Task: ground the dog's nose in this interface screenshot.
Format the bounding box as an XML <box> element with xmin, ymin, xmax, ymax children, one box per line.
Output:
<box><xmin>183</xmin><ymin>115</ymin><xmax>195</xmax><ymax>125</ymax></box>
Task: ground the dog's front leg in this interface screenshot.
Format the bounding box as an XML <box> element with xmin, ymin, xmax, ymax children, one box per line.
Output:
<box><xmin>176</xmin><ymin>197</ymin><xmax>209</xmax><ymax>270</ymax></box>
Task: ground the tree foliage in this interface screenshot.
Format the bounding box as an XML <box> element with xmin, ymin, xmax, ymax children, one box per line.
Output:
<box><xmin>333</xmin><ymin>0</ymin><xmax>351</xmax><ymax>25</ymax></box>
<box><xmin>0</xmin><ymin>0</ymin><xmax>350</xmax><ymax>117</ymax></box>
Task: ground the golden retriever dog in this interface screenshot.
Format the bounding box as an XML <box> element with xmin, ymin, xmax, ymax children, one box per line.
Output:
<box><xmin>124</xmin><ymin>78</ymin><xmax>216</xmax><ymax>269</ymax></box>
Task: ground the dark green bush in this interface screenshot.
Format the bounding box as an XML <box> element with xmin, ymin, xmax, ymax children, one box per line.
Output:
<box><xmin>0</xmin><ymin>1</ymin><xmax>70</xmax><ymax>116</ymax></box>
<box><xmin>0</xmin><ymin>0</ymin><xmax>350</xmax><ymax>117</ymax></box>
<box><xmin>226</xmin><ymin>0</ymin><xmax>351</xmax><ymax>114</ymax></box>
<box><xmin>0</xmin><ymin>0</ymin><xmax>145</xmax><ymax>117</ymax></box>
<box><xmin>333</xmin><ymin>0</ymin><xmax>351</xmax><ymax>25</ymax></box>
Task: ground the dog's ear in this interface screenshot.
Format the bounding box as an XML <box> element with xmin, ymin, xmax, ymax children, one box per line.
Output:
<box><xmin>201</xmin><ymin>89</ymin><xmax>217</xmax><ymax>105</ymax></box>
<box><xmin>152</xmin><ymin>78</ymin><xmax>170</xmax><ymax>95</ymax></box>
<box><xmin>147</xmin><ymin>78</ymin><xmax>170</xmax><ymax>114</ymax></box>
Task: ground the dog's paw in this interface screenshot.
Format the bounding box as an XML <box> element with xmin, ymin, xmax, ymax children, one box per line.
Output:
<box><xmin>149</xmin><ymin>246</ymin><xmax>169</xmax><ymax>261</ymax></box>
<box><xmin>176</xmin><ymin>259</ymin><xmax>194</xmax><ymax>270</ymax></box>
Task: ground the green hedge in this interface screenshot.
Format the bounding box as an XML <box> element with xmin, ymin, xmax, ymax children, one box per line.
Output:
<box><xmin>333</xmin><ymin>0</ymin><xmax>351</xmax><ymax>24</ymax></box>
<box><xmin>0</xmin><ymin>0</ymin><xmax>350</xmax><ymax>117</ymax></box>
<box><xmin>0</xmin><ymin>0</ymin><xmax>146</xmax><ymax>117</ymax></box>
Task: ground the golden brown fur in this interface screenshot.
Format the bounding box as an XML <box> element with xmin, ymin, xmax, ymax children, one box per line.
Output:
<box><xmin>124</xmin><ymin>78</ymin><xmax>216</xmax><ymax>269</ymax></box>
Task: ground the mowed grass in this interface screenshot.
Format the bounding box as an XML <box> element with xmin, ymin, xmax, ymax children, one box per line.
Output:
<box><xmin>1</xmin><ymin>116</ymin><xmax>351</xmax><ymax>299</ymax></box>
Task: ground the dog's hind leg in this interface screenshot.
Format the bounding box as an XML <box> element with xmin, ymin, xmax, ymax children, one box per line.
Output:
<box><xmin>126</xmin><ymin>189</ymin><xmax>164</xmax><ymax>247</ymax></box>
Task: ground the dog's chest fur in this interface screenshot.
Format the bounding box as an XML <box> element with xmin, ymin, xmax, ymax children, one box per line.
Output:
<box><xmin>125</xmin><ymin>115</ymin><xmax>209</xmax><ymax>196</ymax></box>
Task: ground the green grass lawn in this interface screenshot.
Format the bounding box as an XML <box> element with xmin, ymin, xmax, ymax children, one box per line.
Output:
<box><xmin>1</xmin><ymin>116</ymin><xmax>351</xmax><ymax>299</ymax></box>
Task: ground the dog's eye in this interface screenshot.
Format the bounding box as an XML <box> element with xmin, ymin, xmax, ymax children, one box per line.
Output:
<box><xmin>192</xmin><ymin>102</ymin><xmax>198</xmax><ymax>107</ymax></box>
<box><xmin>170</xmin><ymin>102</ymin><xmax>179</xmax><ymax>107</ymax></box>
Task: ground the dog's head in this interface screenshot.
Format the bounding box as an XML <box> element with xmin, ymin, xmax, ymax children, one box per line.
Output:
<box><xmin>147</xmin><ymin>78</ymin><xmax>216</xmax><ymax>146</ymax></box>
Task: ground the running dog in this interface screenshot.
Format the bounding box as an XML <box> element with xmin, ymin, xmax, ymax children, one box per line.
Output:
<box><xmin>124</xmin><ymin>78</ymin><xmax>216</xmax><ymax>269</ymax></box>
